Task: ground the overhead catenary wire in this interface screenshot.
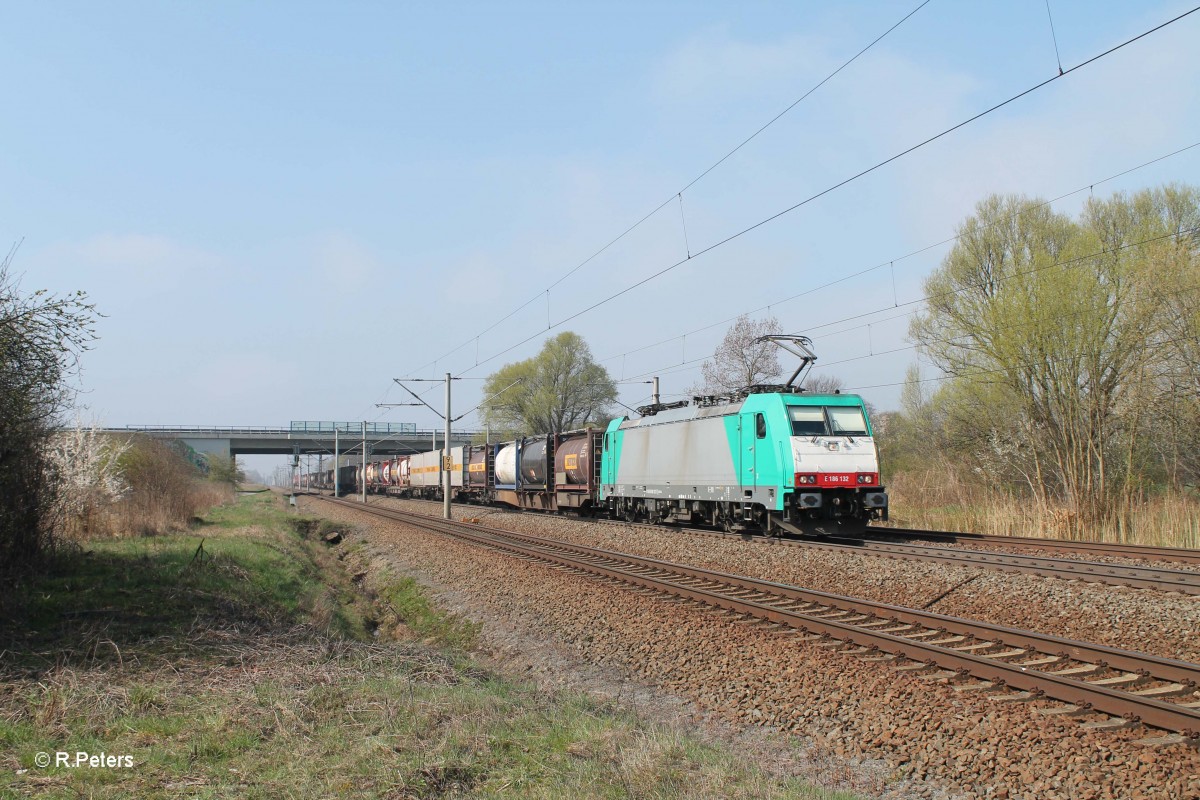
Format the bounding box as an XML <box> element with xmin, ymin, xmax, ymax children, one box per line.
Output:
<box><xmin>368</xmin><ymin>8</ymin><xmax>1198</xmax><ymax>431</ymax></box>
<box><xmin>396</xmin><ymin>0</ymin><xmax>933</xmax><ymax>382</ymax></box>
<box><xmin>435</xmin><ymin>7</ymin><xmax>1200</xmax><ymax>384</ymax></box>
<box><xmin>594</xmin><ymin>139</ymin><xmax>1200</xmax><ymax>371</ymax></box>
<box><xmin>614</xmin><ymin>225</ymin><xmax>1199</xmax><ymax>385</ymax></box>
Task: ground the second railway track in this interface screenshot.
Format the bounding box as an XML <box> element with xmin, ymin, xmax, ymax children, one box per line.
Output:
<box><xmin>685</xmin><ymin>524</ymin><xmax>1200</xmax><ymax>595</ymax></box>
<box><xmin>354</xmin><ymin>494</ymin><xmax>1200</xmax><ymax>595</ymax></box>
<box><xmin>313</xmin><ymin>495</ymin><xmax>1200</xmax><ymax>739</ymax></box>
<box><xmin>312</xmin><ymin>491</ymin><xmax>1200</xmax><ymax>597</ymax></box>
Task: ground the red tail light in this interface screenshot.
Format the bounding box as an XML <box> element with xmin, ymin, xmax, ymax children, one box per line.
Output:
<box><xmin>794</xmin><ymin>473</ymin><xmax>817</xmax><ymax>486</ymax></box>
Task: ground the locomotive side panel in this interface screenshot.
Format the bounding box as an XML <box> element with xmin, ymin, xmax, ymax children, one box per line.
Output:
<box><xmin>607</xmin><ymin>413</ymin><xmax>739</xmax><ymax>502</ymax></box>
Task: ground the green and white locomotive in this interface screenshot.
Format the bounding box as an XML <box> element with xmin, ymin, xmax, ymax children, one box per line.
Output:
<box><xmin>316</xmin><ymin>335</ymin><xmax>887</xmax><ymax>536</ymax></box>
<box><xmin>599</xmin><ymin>336</ymin><xmax>887</xmax><ymax>536</ymax></box>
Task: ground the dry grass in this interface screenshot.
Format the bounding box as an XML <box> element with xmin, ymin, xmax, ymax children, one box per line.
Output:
<box><xmin>0</xmin><ymin>493</ymin><xmax>863</xmax><ymax>800</ymax></box>
<box><xmin>64</xmin><ymin>435</ymin><xmax>236</xmax><ymax>541</ymax></box>
<box><xmin>884</xmin><ymin>468</ymin><xmax>1200</xmax><ymax>548</ymax></box>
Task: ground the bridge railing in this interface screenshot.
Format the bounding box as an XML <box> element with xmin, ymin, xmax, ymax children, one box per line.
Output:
<box><xmin>289</xmin><ymin>421</ymin><xmax>417</xmax><ymax>434</ymax></box>
<box><xmin>106</xmin><ymin>425</ymin><xmax>482</xmax><ymax>439</ymax></box>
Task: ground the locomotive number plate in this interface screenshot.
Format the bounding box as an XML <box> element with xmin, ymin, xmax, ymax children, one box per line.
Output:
<box><xmin>818</xmin><ymin>473</ymin><xmax>855</xmax><ymax>487</ymax></box>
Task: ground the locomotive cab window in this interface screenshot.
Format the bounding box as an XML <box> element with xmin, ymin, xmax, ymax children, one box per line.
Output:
<box><xmin>788</xmin><ymin>407</ymin><xmax>827</xmax><ymax>436</ymax></box>
<box><xmin>828</xmin><ymin>407</ymin><xmax>869</xmax><ymax>436</ymax></box>
<box><xmin>787</xmin><ymin>405</ymin><xmax>871</xmax><ymax>437</ymax></box>
<box><xmin>755</xmin><ymin>413</ymin><xmax>766</xmax><ymax>439</ymax></box>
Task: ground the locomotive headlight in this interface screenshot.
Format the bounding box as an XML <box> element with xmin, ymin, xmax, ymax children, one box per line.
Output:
<box><xmin>856</xmin><ymin>472</ymin><xmax>878</xmax><ymax>485</ymax></box>
<box><xmin>794</xmin><ymin>473</ymin><xmax>817</xmax><ymax>486</ymax></box>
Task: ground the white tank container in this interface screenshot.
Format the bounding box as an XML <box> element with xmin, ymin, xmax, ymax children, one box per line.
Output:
<box><xmin>495</xmin><ymin>444</ymin><xmax>518</xmax><ymax>485</ymax></box>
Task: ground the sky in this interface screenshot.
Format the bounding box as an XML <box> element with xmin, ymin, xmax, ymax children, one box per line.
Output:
<box><xmin>3</xmin><ymin>1</ymin><xmax>1199</xmax><ymax>476</ymax></box>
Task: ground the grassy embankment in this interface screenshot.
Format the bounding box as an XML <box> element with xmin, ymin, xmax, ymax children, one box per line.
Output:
<box><xmin>1</xmin><ymin>492</ymin><xmax>863</xmax><ymax>799</ymax></box>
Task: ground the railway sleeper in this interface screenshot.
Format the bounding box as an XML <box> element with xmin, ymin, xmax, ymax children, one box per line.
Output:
<box><xmin>1016</xmin><ymin>655</ymin><xmax>1065</xmax><ymax>667</ymax></box>
<box><xmin>989</xmin><ymin>648</ymin><xmax>1030</xmax><ymax>659</ymax></box>
<box><xmin>1036</xmin><ymin>704</ymin><xmax>1089</xmax><ymax>717</ymax></box>
<box><xmin>1135</xmin><ymin>733</ymin><xmax>1200</xmax><ymax>747</ymax></box>
<box><xmin>1080</xmin><ymin>717</ymin><xmax>1139</xmax><ymax>731</ymax></box>
<box><xmin>919</xmin><ymin>670</ymin><xmax>964</xmax><ymax>683</ymax></box>
<box><xmin>900</xmin><ymin>630</ymin><xmax>943</xmax><ymax>640</ymax></box>
<box><xmin>1131</xmin><ymin>683</ymin><xmax>1194</xmax><ymax>698</ymax></box>
<box><xmin>990</xmin><ymin>691</ymin><xmax>1036</xmax><ymax>703</ymax></box>
<box><xmin>1087</xmin><ymin>673</ymin><xmax>1147</xmax><ymax>688</ymax></box>
<box><xmin>1050</xmin><ymin>663</ymin><xmax>1105</xmax><ymax>676</ymax></box>
<box><xmin>953</xmin><ymin>681</ymin><xmax>997</xmax><ymax>693</ymax></box>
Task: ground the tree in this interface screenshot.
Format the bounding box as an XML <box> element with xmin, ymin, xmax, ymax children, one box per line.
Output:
<box><xmin>481</xmin><ymin>332</ymin><xmax>617</xmax><ymax>434</ymax></box>
<box><xmin>204</xmin><ymin>453</ymin><xmax>246</xmax><ymax>487</ymax></box>
<box><xmin>45</xmin><ymin>423</ymin><xmax>130</xmax><ymax>538</ymax></box>
<box><xmin>695</xmin><ymin>314</ymin><xmax>783</xmax><ymax>394</ymax></box>
<box><xmin>909</xmin><ymin>187</ymin><xmax>1199</xmax><ymax>523</ymax></box>
<box><xmin>0</xmin><ymin>249</ymin><xmax>97</xmax><ymax>579</ymax></box>
<box><xmin>801</xmin><ymin>373</ymin><xmax>844</xmax><ymax>393</ymax></box>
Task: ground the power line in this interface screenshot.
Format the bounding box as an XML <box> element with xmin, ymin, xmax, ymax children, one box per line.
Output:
<box><xmin>615</xmin><ymin>225</ymin><xmax>1200</xmax><ymax>387</ymax></box>
<box><xmin>591</xmin><ymin>140</ymin><xmax>1200</xmax><ymax>370</ymax></box>
<box><xmin>397</xmin><ymin>0</ymin><xmax>933</xmax><ymax>381</ymax></box>
<box><xmin>444</xmin><ymin>6</ymin><xmax>1200</xmax><ymax>382</ymax></box>
<box><xmin>845</xmin><ymin>327</ymin><xmax>1200</xmax><ymax>394</ymax></box>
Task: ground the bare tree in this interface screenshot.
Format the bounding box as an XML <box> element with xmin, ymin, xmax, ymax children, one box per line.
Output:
<box><xmin>695</xmin><ymin>314</ymin><xmax>783</xmax><ymax>394</ymax></box>
<box><xmin>1</xmin><ymin>247</ymin><xmax>97</xmax><ymax>579</ymax></box>
<box><xmin>802</xmin><ymin>373</ymin><xmax>845</xmax><ymax>393</ymax></box>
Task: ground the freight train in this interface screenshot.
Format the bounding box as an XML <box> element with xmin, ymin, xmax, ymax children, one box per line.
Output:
<box><xmin>301</xmin><ymin>339</ymin><xmax>887</xmax><ymax>536</ymax></box>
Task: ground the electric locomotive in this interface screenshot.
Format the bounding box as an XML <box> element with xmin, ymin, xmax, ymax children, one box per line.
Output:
<box><xmin>598</xmin><ymin>336</ymin><xmax>887</xmax><ymax>535</ymax></box>
<box><xmin>305</xmin><ymin>336</ymin><xmax>886</xmax><ymax>536</ymax></box>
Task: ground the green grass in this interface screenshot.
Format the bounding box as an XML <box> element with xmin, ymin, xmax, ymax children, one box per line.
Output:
<box><xmin>0</xmin><ymin>493</ymin><xmax>869</xmax><ymax>799</ymax></box>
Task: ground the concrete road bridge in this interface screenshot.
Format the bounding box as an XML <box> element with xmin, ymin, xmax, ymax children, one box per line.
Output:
<box><xmin>103</xmin><ymin>422</ymin><xmax>480</xmax><ymax>461</ymax></box>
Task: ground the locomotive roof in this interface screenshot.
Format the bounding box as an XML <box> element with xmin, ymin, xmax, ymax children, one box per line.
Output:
<box><xmin>616</xmin><ymin>391</ymin><xmax>866</xmax><ymax>429</ymax></box>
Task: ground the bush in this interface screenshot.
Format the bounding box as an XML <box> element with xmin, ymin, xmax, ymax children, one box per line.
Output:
<box><xmin>102</xmin><ymin>436</ymin><xmax>231</xmax><ymax>537</ymax></box>
<box><xmin>0</xmin><ymin>252</ymin><xmax>96</xmax><ymax>583</ymax></box>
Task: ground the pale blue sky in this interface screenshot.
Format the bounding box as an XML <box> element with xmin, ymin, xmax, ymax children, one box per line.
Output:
<box><xmin>4</xmin><ymin>1</ymin><xmax>1199</xmax><ymax>473</ymax></box>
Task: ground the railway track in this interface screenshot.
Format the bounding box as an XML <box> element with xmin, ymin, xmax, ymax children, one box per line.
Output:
<box><xmin>866</xmin><ymin>525</ymin><xmax>1200</xmax><ymax>566</ymax></box>
<box><xmin>688</xmin><ymin>525</ymin><xmax>1200</xmax><ymax>595</ymax></box>
<box><xmin>314</xmin><ymin>495</ymin><xmax>1200</xmax><ymax>739</ymax></box>
<box><xmin>320</xmin><ymin>492</ymin><xmax>1200</xmax><ymax>594</ymax></box>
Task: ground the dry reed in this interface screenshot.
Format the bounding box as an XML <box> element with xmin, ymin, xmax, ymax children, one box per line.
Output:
<box><xmin>884</xmin><ymin>468</ymin><xmax>1200</xmax><ymax>548</ymax></box>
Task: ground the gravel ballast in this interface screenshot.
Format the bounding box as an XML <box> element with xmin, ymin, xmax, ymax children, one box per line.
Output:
<box><xmin>302</xmin><ymin>495</ymin><xmax>1200</xmax><ymax>800</ymax></box>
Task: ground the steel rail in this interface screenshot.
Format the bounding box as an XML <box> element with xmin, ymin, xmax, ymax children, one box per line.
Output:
<box><xmin>579</xmin><ymin>510</ymin><xmax>1200</xmax><ymax>594</ymax></box>
<box><xmin>788</xmin><ymin>534</ymin><xmax>1200</xmax><ymax>594</ymax></box>
<box><xmin>317</xmin><ymin>493</ymin><xmax>1200</xmax><ymax>592</ymax></box>
<box><xmin>316</xmin><ymin>496</ymin><xmax>1200</xmax><ymax>735</ymax></box>
<box><xmin>866</xmin><ymin>525</ymin><xmax>1200</xmax><ymax>565</ymax></box>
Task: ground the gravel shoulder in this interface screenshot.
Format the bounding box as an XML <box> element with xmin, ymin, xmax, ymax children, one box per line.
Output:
<box><xmin>301</xmin><ymin>495</ymin><xmax>1200</xmax><ymax>800</ymax></box>
<box><xmin>383</xmin><ymin>497</ymin><xmax>1200</xmax><ymax>664</ymax></box>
